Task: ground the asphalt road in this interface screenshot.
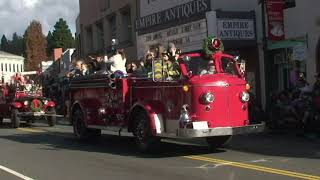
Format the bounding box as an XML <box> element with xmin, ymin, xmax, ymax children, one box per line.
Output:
<box><xmin>0</xmin><ymin>119</ymin><xmax>320</xmax><ymax>180</ymax></box>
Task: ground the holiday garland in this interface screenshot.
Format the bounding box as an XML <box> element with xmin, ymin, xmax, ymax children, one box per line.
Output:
<box><xmin>31</xmin><ymin>99</ymin><xmax>43</xmax><ymax>112</ymax></box>
<box><xmin>202</xmin><ymin>36</ymin><xmax>224</xmax><ymax>57</ymax></box>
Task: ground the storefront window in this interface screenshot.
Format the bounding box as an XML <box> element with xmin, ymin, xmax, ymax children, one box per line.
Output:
<box><xmin>270</xmin><ymin>47</ymin><xmax>307</xmax><ymax>92</ymax></box>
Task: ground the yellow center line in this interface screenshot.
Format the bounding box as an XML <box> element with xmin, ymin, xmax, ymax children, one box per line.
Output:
<box><xmin>17</xmin><ymin>128</ymin><xmax>47</xmax><ymax>133</ymax></box>
<box><xmin>184</xmin><ymin>155</ymin><xmax>320</xmax><ymax>180</ymax></box>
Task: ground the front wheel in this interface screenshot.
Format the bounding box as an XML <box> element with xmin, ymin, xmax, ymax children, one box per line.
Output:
<box><xmin>47</xmin><ymin>108</ymin><xmax>56</xmax><ymax>127</ymax></box>
<box><xmin>11</xmin><ymin>109</ymin><xmax>20</xmax><ymax>128</ymax></box>
<box><xmin>206</xmin><ymin>135</ymin><xmax>232</xmax><ymax>149</ymax></box>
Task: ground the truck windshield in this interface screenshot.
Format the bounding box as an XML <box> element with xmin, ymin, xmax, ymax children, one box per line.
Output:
<box><xmin>186</xmin><ymin>56</ymin><xmax>240</xmax><ymax>76</ymax></box>
<box><xmin>220</xmin><ymin>57</ymin><xmax>240</xmax><ymax>76</ymax></box>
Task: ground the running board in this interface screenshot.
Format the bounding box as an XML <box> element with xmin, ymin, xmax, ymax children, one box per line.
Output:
<box><xmin>87</xmin><ymin>125</ymin><xmax>133</xmax><ymax>137</ymax></box>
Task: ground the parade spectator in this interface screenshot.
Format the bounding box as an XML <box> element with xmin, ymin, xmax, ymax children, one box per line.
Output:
<box><xmin>13</xmin><ymin>73</ymin><xmax>25</xmax><ymax>85</ymax></box>
<box><xmin>296</xmin><ymin>73</ymin><xmax>309</xmax><ymax>88</ymax></box>
<box><xmin>144</xmin><ymin>52</ymin><xmax>154</xmax><ymax>74</ymax></box>
<box><xmin>107</xmin><ymin>49</ymin><xmax>127</xmax><ymax>74</ymax></box>
<box><xmin>136</xmin><ymin>57</ymin><xmax>148</xmax><ymax>76</ymax></box>
<box><xmin>313</xmin><ymin>73</ymin><xmax>320</xmax><ymax>96</ymax></box>
<box><xmin>81</xmin><ymin>63</ymin><xmax>90</xmax><ymax>76</ymax></box>
<box><xmin>93</xmin><ymin>55</ymin><xmax>108</xmax><ymax>73</ymax></box>
<box><xmin>68</xmin><ymin>60</ymin><xmax>83</xmax><ymax>77</ymax></box>
<box><xmin>131</xmin><ymin>62</ymin><xmax>138</xmax><ymax>73</ymax></box>
<box><xmin>126</xmin><ymin>63</ymin><xmax>133</xmax><ymax>73</ymax></box>
<box><xmin>126</xmin><ymin>62</ymin><xmax>138</xmax><ymax>74</ymax></box>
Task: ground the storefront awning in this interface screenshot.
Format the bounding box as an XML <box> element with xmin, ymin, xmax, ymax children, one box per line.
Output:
<box><xmin>267</xmin><ymin>40</ymin><xmax>305</xmax><ymax>50</ymax></box>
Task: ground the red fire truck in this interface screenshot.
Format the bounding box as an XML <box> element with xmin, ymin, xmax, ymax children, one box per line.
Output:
<box><xmin>69</xmin><ymin>50</ymin><xmax>264</xmax><ymax>151</ymax></box>
<box><xmin>0</xmin><ymin>71</ymin><xmax>57</xmax><ymax>128</ymax></box>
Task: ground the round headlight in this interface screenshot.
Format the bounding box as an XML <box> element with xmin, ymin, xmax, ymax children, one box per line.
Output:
<box><xmin>203</xmin><ymin>92</ymin><xmax>215</xmax><ymax>104</ymax></box>
<box><xmin>24</xmin><ymin>101</ymin><xmax>29</xmax><ymax>106</ymax></box>
<box><xmin>241</xmin><ymin>92</ymin><xmax>250</xmax><ymax>102</ymax></box>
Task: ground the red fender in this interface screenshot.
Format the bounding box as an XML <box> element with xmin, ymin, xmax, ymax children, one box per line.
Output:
<box><xmin>71</xmin><ymin>99</ymin><xmax>103</xmax><ymax>126</ymax></box>
<box><xmin>129</xmin><ymin>101</ymin><xmax>165</xmax><ymax>135</ymax></box>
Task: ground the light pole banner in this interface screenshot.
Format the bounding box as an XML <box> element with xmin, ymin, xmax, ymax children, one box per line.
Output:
<box><xmin>266</xmin><ymin>0</ymin><xmax>285</xmax><ymax>41</ymax></box>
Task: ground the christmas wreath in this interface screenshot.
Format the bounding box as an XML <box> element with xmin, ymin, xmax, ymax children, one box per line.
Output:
<box><xmin>202</xmin><ymin>36</ymin><xmax>224</xmax><ymax>57</ymax></box>
<box><xmin>31</xmin><ymin>99</ymin><xmax>43</xmax><ymax>112</ymax></box>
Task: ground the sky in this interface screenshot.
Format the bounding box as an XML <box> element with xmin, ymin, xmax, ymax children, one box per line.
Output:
<box><xmin>0</xmin><ymin>0</ymin><xmax>79</xmax><ymax>40</ymax></box>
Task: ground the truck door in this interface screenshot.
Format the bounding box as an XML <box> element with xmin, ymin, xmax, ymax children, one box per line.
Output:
<box><xmin>161</xmin><ymin>81</ymin><xmax>184</xmax><ymax>133</ymax></box>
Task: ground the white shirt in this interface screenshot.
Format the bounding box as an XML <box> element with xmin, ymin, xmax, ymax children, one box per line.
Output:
<box><xmin>108</xmin><ymin>54</ymin><xmax>127</xmax><ymax>74</ymax></box>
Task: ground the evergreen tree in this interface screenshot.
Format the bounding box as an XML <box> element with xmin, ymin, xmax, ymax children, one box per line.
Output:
<box><xmin>1</xmin><ymin>35</ymin><xmax>9</xmax><ymax>51</ymax></box>
<box><xmin>46</xmin><ymin>31</ymin><xmax>55</xmax><ymax>57</ymax></box>
<box><xmin>25</xmin><ymin>20</ymin><xmax>47</xmax><ymax>71</ymax></box>
<box><xmin>9</xmin><ymin>32</ymin><xmax>24</xmax><ymax>55</ymax></box>
<box><xmin>22</xmin><ymin>29</ymin><xmax>28</xmax><ymax>58</ymax></box>
<box><xmin>52</xmin><ymin>18</ymin><xmax>75</xmax><ymax>51</ymax></box>
<box><xmin>22</xmin><ymin>29</ymin><xmax>28</xmax><ymax>67</ymax></box>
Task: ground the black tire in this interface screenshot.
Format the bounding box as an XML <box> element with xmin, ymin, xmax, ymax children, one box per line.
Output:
<box><xmin>73</xmin><ymin>109</ymin><xmax>101</xmax><ymax>140</ymax></box>
<box><xmin>134</xmin><ymin>111</ymin><xmax>160</xmax><ymax>153</ymax></box>
<box><xmin>47</xmin><ymin>108</ymin><xmax>57</xmax><ymax>127</ymax></box>
<box><xmin>11</xmin><ymin>109</ymin><xmax>20</xmax><ymax>128</ymax></box>
<box><xmin>206</xmin><ymin>135</ymin><xmax>232</xmax><ymax>149</ymax></box>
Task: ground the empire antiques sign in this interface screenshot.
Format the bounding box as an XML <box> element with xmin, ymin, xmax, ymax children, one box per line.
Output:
<box><xmin>217</xmin><ymin>19</ymin><xmax>255</xmax><ymax>40</ymax></box>
<box><xmin>136</xmin><ymin>0</ymin><xmax>210</xmax><ymax>33</ymax></box>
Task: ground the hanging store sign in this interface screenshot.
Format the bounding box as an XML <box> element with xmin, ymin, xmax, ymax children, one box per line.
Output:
<box><xmin>292</xmin><ymin>45</ymin><xmax>307</xmax><ymax>61</ymax></box>
<box><xmin>136</xmin><ymin>0</ymin><xmax>210</xmax><ymax>33</ymax></box>
<box><xmin>217</xmin><ymin>19</ymin><xmax>255</xmax><ymax>40</ymax></box>
<box><xmin>266</xmin><ymin>0</ymin><xmax>285</xmax><ymax>41</ymax></box>
<box><xmin>137</xmin><ymin>19</ymin><xmax>207</xmax><ymax>58</ymax></box>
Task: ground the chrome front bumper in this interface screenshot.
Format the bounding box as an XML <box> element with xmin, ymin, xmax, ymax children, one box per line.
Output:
<box><xmin>17</xmin><ymin>112</ymin><xmax>62</xmax><ymax>117</ymax></box>
<box><xmin>177</xmin><ymin>122</ymin><xmax>265</xmax><ymax>138</ymax></box>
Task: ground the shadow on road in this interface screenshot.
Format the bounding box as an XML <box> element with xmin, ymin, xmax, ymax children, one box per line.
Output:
<box><xmin>1</xmin><ymin>122</ymin><xmax>320</xmax><ymax>159</ymax></box>
<box><xmin>0</xmin><ymin>130</ymin><xmax>225</xmax><ymax>158</ymax></box>
<box><xmin>227</xmin><ymin>131</ymin><xmax>320</xmax><ymax>159</ymax></box>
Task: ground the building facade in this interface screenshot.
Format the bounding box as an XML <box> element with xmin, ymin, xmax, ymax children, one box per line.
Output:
<box><xmin>0</xmin><ymin>51</ymin><xmax>24</xmax><ymax>83</ymax></box>
<box><xmin>262</xmin><ymin>0</ymin><xmax>320</xmax><ymax>108</ymax></box>
<box><xmin>267</xmin><ymin>0</ymin><xmax>320</xmax><ymax>91</ymax></box>
<box><xmin>136</xmin><ymin>0</ymin><xmax>265</xmax><ymax>105</ymax></box>
<box><xmin>60</xmin><ymin>48</ymin><xmax>76</xmax><ymax>76</ymax></box>
<box><xmin>78</xmin><ymin>0</ymin><xmax>138</xmax><ymax>60</ymax></box>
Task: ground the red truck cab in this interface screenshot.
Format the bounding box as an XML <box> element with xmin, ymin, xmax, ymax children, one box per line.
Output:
<box><xmin>70</xmin><ymin>51</ymin><xmax>264</xmax><ymax>152</ymax></box>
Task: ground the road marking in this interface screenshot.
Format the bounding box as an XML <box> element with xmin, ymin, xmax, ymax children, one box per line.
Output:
<box><xmin>0</xmin><ymin>165</ymin><xmax>34</xmax><ymax>180</ymax></box>
<box><xmin>185</xmin><ymin>155</ymin><xmax>320</xmax><ymax>180</ymax></box>
<box><xmin>17</xmin><ymin>128</ymin><xmax>46</xmax><ymax>133</ymax></box>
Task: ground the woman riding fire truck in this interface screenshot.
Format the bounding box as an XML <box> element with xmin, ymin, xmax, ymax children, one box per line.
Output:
<box><xmin>69</xmin><ymin>36</ymin><xmax>265</xmax><ymax>152</ymax></box>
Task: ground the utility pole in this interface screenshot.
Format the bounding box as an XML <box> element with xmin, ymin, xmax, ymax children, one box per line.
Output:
<box><xmin>260</xmin><ymin>0</ymin><xmax>270</xmax><ymax>109</ymax></box>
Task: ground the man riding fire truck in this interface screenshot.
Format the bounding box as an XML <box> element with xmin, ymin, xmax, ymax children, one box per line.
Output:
<box><xmin>69</xmin><ymin>36</ymin><xmax>265</xmax><ymax>152</ymax></box>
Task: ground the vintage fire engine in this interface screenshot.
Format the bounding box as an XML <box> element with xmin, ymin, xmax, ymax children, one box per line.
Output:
<box><xmin>0</xmin><ymin>72</ymin><xmax>57</xmax><ymax>128</ymax></box>
<box><xmin>69</xmin><ymin>40</ymin><xmax>265</xmax><ymax>151</ymax></box>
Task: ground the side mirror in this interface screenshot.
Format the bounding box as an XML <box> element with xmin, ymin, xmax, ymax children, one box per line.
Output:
<box><xmin>234</xmin><ymin>56</ymin><xmax>240</xmax><ymax>62</ymax></box>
